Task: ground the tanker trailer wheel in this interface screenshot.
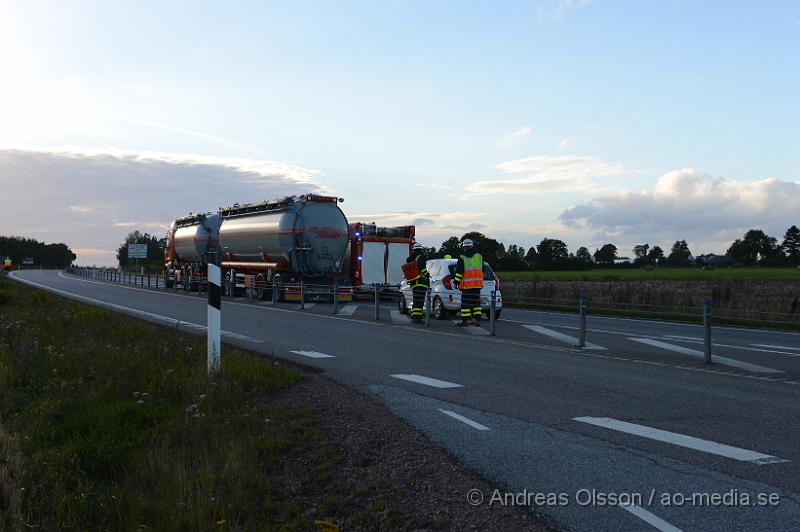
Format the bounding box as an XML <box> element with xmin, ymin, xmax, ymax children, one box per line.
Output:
<box><xmin>272</xmin><ymin>274</ymin><xmax>285</xmax><ymax>302</ymax></box>
<box><xmin>255</xmin><ymin>274</ymin><xmax>267</xmax><ymax>300</ymax></box>
<box><xmin>223</xmin><ymin>271</ymin><xmax>233</xmax><ymax>298</ymax></box>
<box><xmin>182</xmin><ymin>267</ymin><xmax>191</xmax><ymax>292</ymax></box>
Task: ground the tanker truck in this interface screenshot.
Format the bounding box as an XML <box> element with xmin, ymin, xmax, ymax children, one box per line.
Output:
<box><xmin>164</xmin><ymin>194</ymin><xmax>351</xmax><ymax>301</ymax></box>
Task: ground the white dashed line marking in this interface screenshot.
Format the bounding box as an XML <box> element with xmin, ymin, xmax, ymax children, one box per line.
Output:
<box><xmin>438</xmin><ymin>409</ymin><xmax>490</xmax><ymax>430</ymax></box>
<box><xmin>522</xmin><ymin>324</ymin><xmax>606</xmax><ymax>350</ymax></box>
<box><xmin>628</xmin><ymin>337</ymin><xmax>784</xmax><ymax>374</ymax></box>
<box><xmin>574</xmin><ymin>417</ymin><xmax>788</xmax><ymax>465</ymax></box>
<box><xmin>337</xmin><ymin>304</ymin><xmax>358</xmax><ymax>316</ymax></box>
<box><xmin>620</xmin><ymin>504</ymin><xmax>683</xmax><ymax>532</ymax></box>
<box><xmin>289</xmin><ymin>350</ymin><xmax>335</xmax><ymax>359</ymax></box>
<box><xmin>391</xmin><ymin>374</ymin><xmax>463</xmax><ymax>388</ymax></box>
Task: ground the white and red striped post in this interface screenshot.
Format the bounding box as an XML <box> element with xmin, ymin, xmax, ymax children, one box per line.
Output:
<box><xmin>207</xmin><ymin>263</ymin><xmax>221</xmax><ymax>376</ymax></box>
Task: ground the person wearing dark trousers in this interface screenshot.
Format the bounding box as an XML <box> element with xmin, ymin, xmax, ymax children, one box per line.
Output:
<box><xmin>402</xmin><ymin>242</ymin><xmax>430</xmax><ymax>324</ymax></box>
<box><xmin>453</xmin><ymin>239</ymin><xmax>484</xmax><ymax>327</ymax></box>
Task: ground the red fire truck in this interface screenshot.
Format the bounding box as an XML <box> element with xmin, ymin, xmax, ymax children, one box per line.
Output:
<box><xmin>346</xmin><ymin>223</ymin><xmax>415</xmax><ymax>289</ymax></box>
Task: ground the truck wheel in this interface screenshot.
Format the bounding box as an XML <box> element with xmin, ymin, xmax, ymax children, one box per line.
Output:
<box><xmin>398</xmin><ymin>294</ymin><xmax>408</xmax><ymax>314</ymax></box>
<box><xmin>433</xmin><ymin>297</ymin><xmax>446</xmax><ymax>320</ymax></box>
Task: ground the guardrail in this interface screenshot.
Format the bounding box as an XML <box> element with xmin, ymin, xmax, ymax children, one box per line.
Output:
<box><xmin>67</xmin><ymin>266</ymin><xmax>798</xmax><ymax>363</ymax></box>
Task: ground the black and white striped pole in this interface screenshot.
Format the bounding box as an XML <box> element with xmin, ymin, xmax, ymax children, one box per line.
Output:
<box><xmin>207</xmin><ymin>263</ymin><xmax>221</xmax><ymax>376</ymax></box>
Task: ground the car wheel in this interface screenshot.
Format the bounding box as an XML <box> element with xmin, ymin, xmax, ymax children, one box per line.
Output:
<box><xmin>433</xmin><ymin>297</ymin><xmax>445</xmax><ymax>320</ymax></box>
<box><xmin>398</xmin><ymin>294</ymin><xmax>408</xmax><ymax>314</ymax></box>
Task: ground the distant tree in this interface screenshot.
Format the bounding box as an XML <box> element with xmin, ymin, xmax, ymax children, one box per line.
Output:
<box><xmin>726</xmin><ymin>229</ymin><xmax>779</xmax><ymax>266</ymax></box>
<box><xmin>496</xmin><ymin>243</ymin><xmax>529</xmax><ymax>271</ymax></box>
<box><xmin>524</xmin><ymin>246</ymin><xmax>538</xmax><ymax>267</ymax></box>
<box><xmin>419</xmin><ymin>246</ymin><xmax>438</xmax><ymax>263</ymax></box>
<box><xmin>593</xmin><ymin>243</ymin><xmax>618</xmax><ymax>264</ymax></box>
<box><xmin>535</xmin><ymin>238</ymin><xmax>570</xmax><ymax>270</ymax></box>
<box><xmin>460</xmin><ymin>231</ymin><xmax>505</xmax><ymax>261</ymax></box>
<box><xmin>781</xmin><ymin>225</ymin><xmax>800</xmax><ymax>265</ymax></box>
<box><xmin>633</xmin><ymin>243</ymin><xmax>650</xmax><ymax>265</ymax></box>
<box><xmin>667</xmin><ymin>240</ymin><xmax>692</xmax><ymax>266</ymax></box>
<box><xmin>575</xmin><ymin>246</ymin><xmax>592</xmax><ymax>263</ymax></box>
<box><xmin>647</xmin><ymin>246</ymin><xmax>665</xmax><ymax>265</ymax></box>
<box><xmin>438</xmin><ymin>236</ymin><xmax>462</xmax><ymax>258</ymax></box>
<box><xmin>0</xmin><ymin>236</ymin><xmax>76</xmax><ymax>268</ymax></box>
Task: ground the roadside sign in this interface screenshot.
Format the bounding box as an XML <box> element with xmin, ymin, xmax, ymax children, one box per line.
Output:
<box><xmin>128</xmin><ymin>244</ymin><xmax>148</xmax><ymax>259</ymax></box>
<box><xmin>3</xmin><ymin>257</ymin><xmax>11</xmax><ymax>269</ymax></box>
<box><xmin>22</xmin><ymin>257</ymin><xmax>34</xmax><ymax>265</ymax></box>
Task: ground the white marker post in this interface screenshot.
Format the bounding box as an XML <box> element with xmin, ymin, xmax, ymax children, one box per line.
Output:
<box><xmin>207</xmin><ymin>263</ymin><xmax>221</xmax><ymax>377</ymax></box>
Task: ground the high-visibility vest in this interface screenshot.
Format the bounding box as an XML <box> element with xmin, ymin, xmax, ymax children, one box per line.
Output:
<box><xmin>460</xmin><ymin>253</ymin><xmax>483</xmax><ymax>289</ymax></box>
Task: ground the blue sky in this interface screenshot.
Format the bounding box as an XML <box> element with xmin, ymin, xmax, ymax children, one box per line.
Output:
<box><xmin>1</xmin><ymin>0</ymin><xmax>799</xmax><ymax>265</ymax></box>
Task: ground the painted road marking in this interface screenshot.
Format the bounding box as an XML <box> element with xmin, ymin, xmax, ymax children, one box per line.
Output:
<box><xmin>753</xmin><ymin>344</ymin><xmax>800</xmax><ymax>352</ymax></box>
<box><xmin>438</xmin><ymin>409</ymin><xmax>490</xmax><ymax>431</ymax></box>
<box><xmin>620</xmin><ymin>504</ymin><xmax>683</xmax><ymax>532</ymax></box>
<box><xmin>663</xmin><ymin>335</ymin><xmax>800</xmax><ymax>357</ymax></box>
<box><xmin>451</xmin><ymin>320</ymin><xmax>491</xmax><ymax>335</ymax></box>
<box><xmin>574</xmin><ymin>417</ymin><xmax>788</xmax><ymax>465</ymax></box>
<box><xmin>338</xmin><ymin>304</ymin><xmax>358</xmax><ymax>316</ymax></box>
<box><xmin>522</xmin><ymin>324</ymin><xmax>606</xmax><ymax>350</ymax></box>
<box><xmin>390</xmin><ymin>309</ymin><xmax>409</xmax><ymax>324</ymax></box>
<box><xmin>391</xmin><ymin>374</ymin><xmax>463</xmax><ymax>388</ymax></box>
<box><xmin>628</xmin><ymin>337</ymin><xmax>784</xmax><ymax>374</ymax></box>
<box><xmin>289</xmin><ymin>350</ymin><xmax>334</xmax><ymax>359</ymax></box>
<box><xmin>12</xmin><ymin>272</ymin><xmax>264</xmax><ymax>343</ymax></box>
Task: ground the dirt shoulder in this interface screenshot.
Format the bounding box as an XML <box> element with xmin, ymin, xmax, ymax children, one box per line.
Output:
<box><xmin>276</xmin><ymin>368</ymin><xmax>552</xmax><ymax>531</ymax></box>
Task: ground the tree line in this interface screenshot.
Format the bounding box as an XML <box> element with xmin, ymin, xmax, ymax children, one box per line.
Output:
<box><xmin>0</xmin><ymin>236</ymin><xmax>77</xmax><ymax>268</ymax></box>
<box><xmin>116</xmin><ymin>231</ymin><xmax>165</xmax><ymax>273</ymax></box>
<box><xmin>418</xmin><ymin>225</ymin><xmax>800</xmax><ymax>271</ymax></box>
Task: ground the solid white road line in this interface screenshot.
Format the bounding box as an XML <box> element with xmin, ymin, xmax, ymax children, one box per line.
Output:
<box><xmin>391</xmin><ymin>374</ymin><xmax>463</xmax><ymax>388</ymax></box>
<box><xmin>390</xmin><ymin>309</ymin><xmax>409</xmax><ymax>324</ymax></box>
<box><xmin>522</xmin><ymin>324</ymin><xmax>607</xmax><ymax>350</ymax></box>
<box><xmin>337</xmin><ymin>304</ymin><xmax>358</xmax><ymax>316</ymax></box>
<box><xmin>574</xmin><ymin>417</ymin><xmax>788</xmax><ymax>465</ymax></box>
<box><xmin>438</xmin><ymin>409</ymin><xmax>490</xmax><ymax>431</ymax></box>
<box><xmin>628</xmin><ymin>337</ymin><xmax>784</xmax><ymax>374</ymax></box>
<box><xmin>620</xmin><ymin>504</ymin><xmax>683</xmax><ymax>532</ymax></box>
<box><xmin>753</xmin><ymin>344</ymin><xmax>800</xmax><ymax>352</ymax></box>
<box><xmin>12</xmin><ymin>272</ymin><xmax>264</xmax><ymax>343</ymax></box>
<box><xmin>289</xmin><ymin>350</ymin><xmax>335</xmax><ymax>359</ymax></box>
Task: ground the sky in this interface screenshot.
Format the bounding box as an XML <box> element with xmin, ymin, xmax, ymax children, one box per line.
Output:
<box><xmin>1</xmin><ymin>0</ymin><xmax>799</xmax><ymax>266</ymax></box>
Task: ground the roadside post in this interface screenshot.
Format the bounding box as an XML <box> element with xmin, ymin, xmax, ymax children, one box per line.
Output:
<box><xmin>300</xmin><ymin>280</ymin><xmax>305</xmax><ymax>311</ymax></box>
<box><xmin>425</xmin><ymin>288</ymin><xmax>432</xmax><ymax>327</ymax></box>
<box><xmin>374</xmin><ymin>284</ymin><xmax>380</xmax><ymax>320</ymax></box>
<box><xmin>333</xmin><ymin>284</ymin><xmax>339</xmax><ymax>314</ymax></box>
<box><xmin>207</xmin><ymin>263</ymin><xmax>221</xmax><ymax>377</ymax></box>
<box><xmin>490</xmin><ymin>289</ymin><xmax>497</xmax><ymax>336</ymax></box>
<box><xmin>703</xmin><ymin>298</ymin><xmax>712</xmax><ymax>364</ymax></box>
<box><xmin>578</xmin><ymin>294</ymin><xmax>588</xmax><ymax>348</ymax></box>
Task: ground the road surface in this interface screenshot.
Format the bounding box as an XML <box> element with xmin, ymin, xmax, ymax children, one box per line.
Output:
<box><xmin>11</xmin><ymin>270</ymin><xmax>800</xmax><ymax>532</ymax></box>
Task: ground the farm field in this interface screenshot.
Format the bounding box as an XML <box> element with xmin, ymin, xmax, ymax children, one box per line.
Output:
<box><xmin>497</xmin><ymin>267</ymin><xmax>800</xmax><ymax>282</ymax></box>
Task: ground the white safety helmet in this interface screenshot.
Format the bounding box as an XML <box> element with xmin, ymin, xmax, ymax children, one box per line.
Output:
<box><xmin>412</xmin><ymin>241</ymin><xmax>423</xmax><ymax>250</ymax></box>
<box><xmin>462</xmin><ymin>239</ymin><xmax>474</xmax><ymax>248</ymax></box>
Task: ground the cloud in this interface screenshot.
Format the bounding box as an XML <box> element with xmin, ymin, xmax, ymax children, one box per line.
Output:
<box><xmin>539</xmin><ymin>0</ymin><xmax>592</xmax><ymax>21</ymax></box>
<box><xmin>559</xmin><ymin>168</ymin><xmax>800</xmax><ymax>252</ymax></box>
<box><xmin>497</xmin><ymin>126</ymin><xmax>532</xmax><ymax>148</ymax></box>
<box><xmin>464</xmin><ymin>154</ymin><xmax>628</xmax><ymax>197</ymax></box>
<box><xmin>0</xmin><ymin>147</ymin><xmax>327</xmax><ymax>265</ymax></box>
<box><xmin>412</xmin><ymin>217</ymin><xmax>436</xmax><ymax>226</ymax></box>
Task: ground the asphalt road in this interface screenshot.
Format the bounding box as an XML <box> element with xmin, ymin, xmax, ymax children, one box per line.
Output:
<box><xmin>11</xmin><ymin>270</ymin><xmax>800</xmax><ymax>532</ymax></box>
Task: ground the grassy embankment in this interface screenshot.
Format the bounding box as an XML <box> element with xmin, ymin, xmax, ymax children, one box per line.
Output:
<box><xmin>498</xmin><ymin>267</ymin><xmax>800</xmax><ymax>282</ymax></box>
<box><xmin>0</xmin><ymin>276</ymin><xmax>380</xmax><ymax>530</ymax></box>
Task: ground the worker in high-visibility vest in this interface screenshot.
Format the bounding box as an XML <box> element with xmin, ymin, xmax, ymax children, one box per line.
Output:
<box><xmin>2</xmin><ymin>257</ymin><xmax>11</xmax><ymax>271</ymax></box>
<box><xmin>402</xmin><ymin>242</ymin><xmax>430</xmax><ymax>324</ymax></box>
<box><xmin>453</xmin><ymin>239</ymin><xmax>484</xmax><ymax>326</ymax></box>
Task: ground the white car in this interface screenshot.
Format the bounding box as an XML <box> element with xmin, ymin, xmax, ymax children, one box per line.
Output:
<box><xmin>398</xmin><ymin>258</ymin><xmax>503</xmax><ymax>320</ymax></box>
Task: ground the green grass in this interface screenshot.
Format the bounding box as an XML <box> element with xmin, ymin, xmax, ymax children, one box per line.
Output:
<box><xmin>0</xmin><ymin>276</ymin><xmax>390</xmax><ymax>530</ymax></box>
<box><xmin>497</xmin><ymin>267</ymin><xmax>800</xmax><ymax>282</ymax></box>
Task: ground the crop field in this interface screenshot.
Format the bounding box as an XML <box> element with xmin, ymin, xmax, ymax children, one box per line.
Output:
<box><xmin>497</xmin><ymin>267</ymin><xmax>800</xmax><ymax>282</ymax></box>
